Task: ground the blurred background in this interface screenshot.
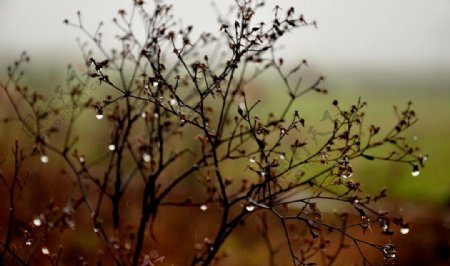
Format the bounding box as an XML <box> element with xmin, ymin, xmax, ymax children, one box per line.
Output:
<box><xmin>1</xmin><ymin>0</ymin><xmax>449</xmax><ymax>265</ymax></box>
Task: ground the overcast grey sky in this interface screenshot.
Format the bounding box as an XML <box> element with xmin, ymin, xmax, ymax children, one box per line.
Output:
<box><xmin>1</xmin><ymin>0</ymin><xmax>449</xmax><ymax>73</ymax></box>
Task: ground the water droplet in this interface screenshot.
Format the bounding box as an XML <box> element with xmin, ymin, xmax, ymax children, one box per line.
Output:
<box><xmin>245</xmin><ymin>204</ymin><xmax>255</xmax><ymax>212</ymax></box>
<box><xmin>400</xmin><ymin>227</ymin><xmax>410</xmax><ymax>235</ymax></box>
<box><xmin>383</xmin><ymin>243</ymin><xmax>396</xmax><ymax>259</ymax></box>
<box><xmin>108</xmin><ymin>144</ymin><xmax>116</xmax><ymax>151</ymax></box>
<box><xmin>249</xmin><ymin>156</ymin><xmax>256</xmax><ymax>163</ymax></box>
<box><xmin>40</xmin><ymin>155</ymin><xmax>49</xmax><ymax>164</ymax></box>
<box><xmin>153</xmin><ymin>113</ymin><xmax>159</xmax><ymax>118</ymax></box>
<box><xmin>411</xmin><ymin>165</ymin><xmax>420</xmax><ymax>177</ymax></box>
<box><xmin>41</xmin><ymin>247</ymin><xmax>50</xmax><ymax>255</ymax></box>
<box><xmin>63</xmin><ymin>205</ymin><xmax>74</xmax><ymax>215</ymax></box>
<box><xmin>96</xmin><ymin>113</ymin><xmax>104</xmax><ymax>120</ymax></box>
<box><xmin>382</xmin><ymin>224</ymin><xmax>388</xmax><ymax>231</ymax></box>
<box><xmin>33</xmin><ymin>217</ymin><xmax>42</xmax><ymax>226</ymax></box>
<box><xmin>93</xmin><ymin>227</ymin><xmax>99</xmax><ymax>233</ymax></box>
<box><xmin>152</xmin><ymin>81</ymin><xmax>159</xmax><ymax>87</ymax></box>
<box><xmin>200</xmin><ymin>204</ymin><xmax>208</xmax><ymax>211</ymax></box>
<box><xmin>342</xmin><ymin>171</ymin><xmax>352</xmax><ymax>179</ymax></box>
<box><xmin>25</xmin><ymin>239</ymin><xmax>33</xmax><ymax>246</ymax></box>
<box><xmin>125</xmin><ymin>242</ymin><xmax>131</xmax><ymax>250</ymax></box>
<box><xmin>79</xmin><ymin>156</ymin><xmax>85</xmax><ymax>163</ymax></box>
<box><xmin>141</xmin><ymin>112</ymin><xmax>147</xmax><ymax>118</ymax></box>
<box><xmin>170</xmin><ymin>99</ymin><xmax>177</xmax><ymax>106</ymax></box>
<box><xmin>143</xmin><ymin>153</ymin><xmax>151</xmax><ymax>162</ymax></box>
<box><xmin>280</xmin><ymin>128</ymin><xmax>286</xmax><ymax>134</ymax></box>
<box><xmin>279</xmin><ymin>153</ymin><xmax>285</xmax><ymax>160</ymax></box>
<box><xmin>238</xmin><ymin>102</ymin><xmax>245</xmax><ymax>110</ymax></box>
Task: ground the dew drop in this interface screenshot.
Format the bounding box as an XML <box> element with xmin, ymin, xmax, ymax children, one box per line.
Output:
<box><xmin>169</xmin><ymin>99</ymin><xmax>177</xmax><ymax>106</ymax></box>
<box><xmin>383</xmin><ymin>243</ymin><xmax>396</xmax><ymax>259</ymax></box>
<box><xmin>238</xmin><ymin>102</ymin><xmax>245</xmax><ymax>111</ymax></box>
<box><xmin>153</xmin><ymin>113</ymin><xmax>159</xmax><ymax>118</ymax></box>
<box><xmin>96</xmin><ymin>113</ymin><xmax>104</xmax><ymax>120</ymax></box>
<box><xmin>108</xmin><ymin>144</ymin><xmax>116</xmax><ymax>151</ymax></box>
<box><xmin>41</xmin><ymin>247</ymin><xmax>50</xmax><ymax>255</ymax></box>
<box><xmin>342</xmin><ymin>171</ymin><xmax>352</xmax><ymax>179</ymax></box>
<box><xmin>249</xmin><ymin>156</ymin><xmax>256</xmax><ymax>163</ymax></box>
<box><xmin>40</xmin><ymin>155</ymin><xmax>49</xmax><ymax>164</ymax></box>
<box><xmin>400</xmin><ymin>227</ymin><xmax>410</xmax><ymax>235</ymax></box>
<box><xmin>79</xmin><ymin>156</ymin><xmax>85</xmax><ymax>163</ymax></box>
<box><xmin>25</xmin><ymin>239</ymin><xmax>33</xmax><ymax>246</ymax></box>
<box><xmin>93</xmin><ymin>227</ymin><xmax>99</xmax><ymax>233</ymax></box>
<box><xmin>245</xmin><ymin>204</ymin><xmax>255</xmax><ymax>212</ymax></box>
<box><xmin>411</xmin><ymin>164</ymin><xmax>420</xmax><ymax>177</ymax></box>
<box><xmin>143</xmin><ymin>152</ymin><xmax>151</xmax><ymax>162</ymax></box>
<box><xmin>141</xmin><ymin>112</ymin><xmax>147</xmax><ymax>118</ymax></box>
<box><xmin>279</xmin><ymin>153</ymin><xmax>285</xmax><ymax>160</ymax></box>
<box><xmin>200</xmin><ymin>204</ymin><xmax>208</xmax><ymax>211</ymax></box>
<box><xmin>33</xmin><ymin>217</ymin><xmax>42</xmax><ymax>226</ymax></box>
<box><xmin>63</xmin><ymin>205</ymin><xmax>74</xmax><ymax>215</ymax></box>
<box><xmin>152</xmin><ymin>81</ymin><xmax>159</xmax><ymax>87</ymax></box>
